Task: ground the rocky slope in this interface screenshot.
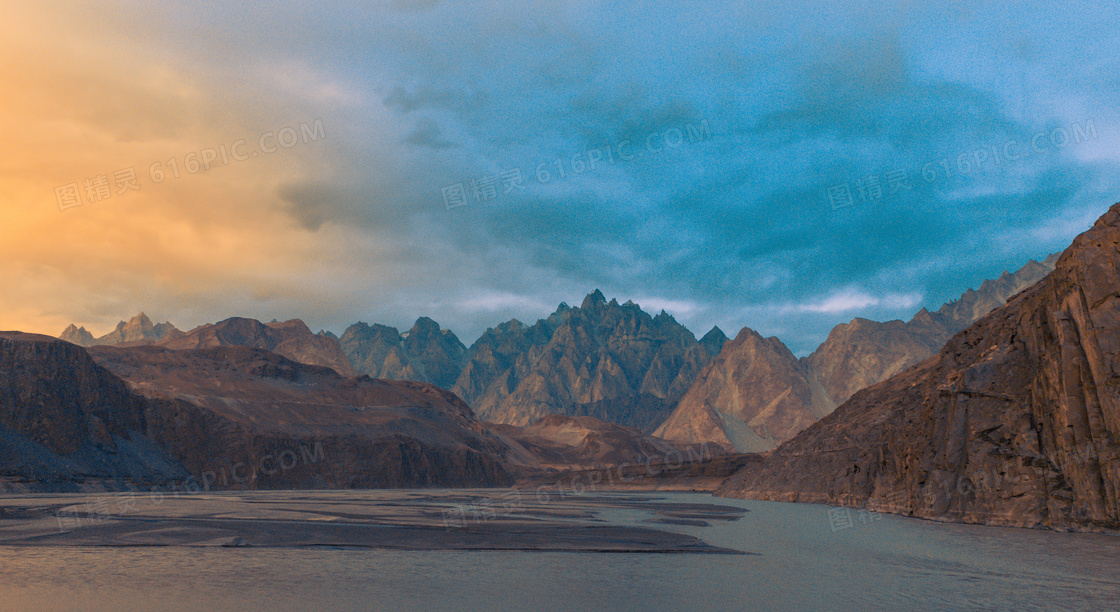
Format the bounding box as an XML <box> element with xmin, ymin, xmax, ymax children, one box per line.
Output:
<box><xmin>0</xmin><ymin>332</ymin><xmax>188</xmax><ymax>491</ymax></box>
<box><xmin>657</xmin><ymin>255</ymin><xmax>1057</xmax><ymax>451</ymax></box>
<box><xmin>716</xmin><ymin>203</ymin><xmax>1120</xmax><ymax>531</ymax></box>
<box><xmin>340</xmin><ymin>317</ymin><xmax>467</xmax><ymax>390</ymax></box>
<box><xmin>451</xmin><ymin>291</ymin><xmax>727</xmax><ymax>432</ymax></box>
<box><xmin>60</xmin><ymin>313</ymin><xmax>182</xmax><ymax>347</ymax></box>
<box><xmin>159</xmin><ymin>317</ymin><xmax>359</xmax><ymax>377</ymax></box>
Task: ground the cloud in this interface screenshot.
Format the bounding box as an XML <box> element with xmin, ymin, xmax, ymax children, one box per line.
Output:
<box><xmin>2</xmin><ymin>0</ymin><xmax>1119</xmax><ymax>356</ymax></box>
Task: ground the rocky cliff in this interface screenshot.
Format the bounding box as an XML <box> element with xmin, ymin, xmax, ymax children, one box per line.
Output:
<box><xmin>0</xmin><ymin>332</ymin><xmax>187</xmax><ymax>491</ymax></box>
<box><xmin>657</xmin><ymin>255</ymin><xmax>1056</xmax><ymax>452</ymax></box>
<box><xmin>451</xmin><ymin>291</ymin><xmax>727</xmax><ymax>432</ymax></box>
<box><xmin>340</xmin><ymin>317</ymin><xmax>467</xmax><ymax>389</ymax></box>
<box><xmin>716</xmin><ymin>203</ymin><xmax>1120</xmax><ymax>531</ymax></box>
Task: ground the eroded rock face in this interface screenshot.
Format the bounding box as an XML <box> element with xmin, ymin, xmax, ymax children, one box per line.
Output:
<box><xmin>451</xmin><ymin>291</ymin><xmax>727</xmax><ymax>432</ymax></box>
<box><xmin>160</xmin><ymin>317</ymin><xmax>359</xmax><ymax>377</ymax></box>
<box><xmin>716</xmin><ymin>203</ymin><xmax>1120</xmax><ymax>531</ymax></box>
<box><xmin>657</xmin><ymin>256</ymin><xmax>1056</xmax><ymax>452</ymax></box>
<box><xmin>340</xmin><ymin>317</ymin><xmax>467</xmax><ymax>390</ymax></box>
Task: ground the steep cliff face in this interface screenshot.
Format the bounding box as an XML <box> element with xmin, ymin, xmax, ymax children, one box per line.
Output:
<box><xmin>716</xmin><ymin>203</ymin><xmax>1120</xmax><ymax>531</ymax></box>
<box><xmin>340</xmin><ymin>317</ymin><xmax>467</xmax><ymax>390</ymax></box>
<box><xmin>0</xmin><ymin>333</ymin><xmax>187</xmax><ymax>490</ymax></box>
<box><xmin>160</xmin><ymin>317</ymin><xmax>359</xmax><ymax>377</ymax></box>
<box><xmin>89</xmin><ymin>344</ymin><xmax>513</xmax><ymax>489</ymax></box>
<box><xmin>451</xmin><ymin>291</ymin><xmax>726</xmax><ymax>432</ymax></box>
<box><xmin>657</xmin><ymin>255</ymin><xmax>1056</xmax><ymax>452</ymax></box>
<box><xmin>655</xmin><ymin>329</ymin><xmax>835</xmax><ymax>452</ymax></box>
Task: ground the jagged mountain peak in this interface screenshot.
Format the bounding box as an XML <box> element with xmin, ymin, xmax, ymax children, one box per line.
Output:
<box><xmin>59</xmin><ymin>323</ymin><xmax>96</xmax><ymax>347</ymax></box>
<box><xmin>451</xmin><ymin>291</ymin><xmax>721</xmax><ymax>430</ymax></box>
<box><xmin>580</xmin><ymin>289</ymin><xmax>607</xmax><ymax>309</ymax></box>
<box><xmin>699</xmin><ymin>326</ymin><xmax>729</xmax><ymax>354</ymax></box>
<box><xmin>410</xmin><ymin>316</ymin><xmax>441</xmax><ymax>333</ymax></box>
<box><xmin>341</xmin><ymin>315</ymin><xmax>467</xmax><ymax>390</ymax></box>
<box><xmin>59</xmin><ymin>312</ymin><xmax>181</xmax><ymax>347</ymax></box>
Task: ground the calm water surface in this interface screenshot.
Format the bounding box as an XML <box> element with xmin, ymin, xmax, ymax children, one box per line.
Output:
<box><xmin>2</xmin><ymin>491</ymin><xmax>1118</xmax><ymax>611</ymax></box>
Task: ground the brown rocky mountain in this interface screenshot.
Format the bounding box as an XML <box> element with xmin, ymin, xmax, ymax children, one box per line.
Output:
<box><xmin>87</xmin><ymin>344</ymin><xmax>513</xmax><ymax>489</ymax></box>
<box><xmin>657</xmin><ymin>255</ymin><xmax>1057</xmax><ymax>452</ymax></box>
<box><xmin>159</xmin><ymin>317</ymin><xmax>359</xmax><ymax>377</ymax></box>
<box><xmin>58</xmin><ymin>324</ymin><xmax>95</xmax><ymax>347</ymax></box>
<box><xmin>0</xmin><ymin>332</ymin><xmax>189</xmax><ymax>492</ymax></box>
<box><xmin>4</xmin><ymin>328</ymin><xmax>711</xmax><ymax>491</ymax></box>
<box><xmin>59</xmin><ymin>312</ymin><xmax>182</xmax><ymax>347</ymax></box>
<box><xmin>655</xmin><ymin>328</ymin><xmax>836</xmax><ymax>452</ymax></box>
<box><xmin>340</xmin><ymin>317</ymin><xmax>467</xmax><ymax>390</ymax></box>
<box><xmin>716</xmin><ymin>202</ymin><xmax>1120</xmax><ymax>531</ymax></box>
<box><xmin>451</xmin><ymin>290</ymin><xmax>728</xmax><ymax>432</ymax></box>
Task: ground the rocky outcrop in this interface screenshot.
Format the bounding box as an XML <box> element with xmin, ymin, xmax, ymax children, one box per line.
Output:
<box><xmin>340</xmin><ymin>317</ymin><xmax>467</xmax><ymax>390</ymax></box>
<box><xmin>59</xmin><ymin>313</ymin><xmax>182</xmax><ymax>347</ymax></box>
<box><xmin>451</xmin><ymin>291</ymin><xmax>727</xmax><ymax>432</ymax></box>
<box><xmin>657</xmin><ymin>256</ymin><xmax>1056</xmax><ymax>452</ymax></box>
<box><xmin>160</xmin><ymin>317</ymin><xmax>359</xmax><ymax>377</ymax></box>
<box><xmin>716</xmin><ymin>203</ymin><xmax>1120</xmax><ymax>531</ymax></box>
<box><xmin>0</xmin><ymin>332</ymin><xmax>188</xmax><ymax>491</ymax></box>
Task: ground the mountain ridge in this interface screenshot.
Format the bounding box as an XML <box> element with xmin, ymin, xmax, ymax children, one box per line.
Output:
<box><xmin>657</xmin><ymin>253</ymin><xmax>1059</xmax><ymax>451</ymax></box>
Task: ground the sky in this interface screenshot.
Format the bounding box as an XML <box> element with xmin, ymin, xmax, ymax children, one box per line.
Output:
<box><xmin>2</xmin><ymin>0</ymin><xmax>1119</xmax><ymax>355</ymax></box>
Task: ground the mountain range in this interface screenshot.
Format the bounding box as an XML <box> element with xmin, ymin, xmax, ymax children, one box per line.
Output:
<box><xmin>11</xmin><ymin>200</ymin><xmax>1117</xmax><ymax>533</ymax></box>
<box><xmin>55</xmin><ymin>255</ymin><xmax>1058</xmax><ymax>452</ymax></box>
